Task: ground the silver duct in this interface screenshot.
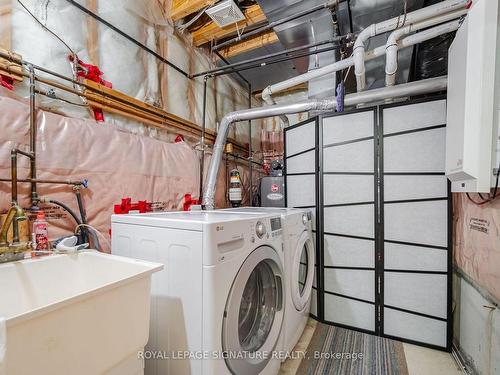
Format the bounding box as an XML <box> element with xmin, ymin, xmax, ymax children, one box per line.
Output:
<box><xmin>202</xmin><ymin>76</ymin><xmax>448</xmax><ymax>209</ymax></box>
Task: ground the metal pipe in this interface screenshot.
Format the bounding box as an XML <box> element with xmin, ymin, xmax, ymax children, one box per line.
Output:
<box><xmin>353</xmin><ymin>0</ymin><xmax>467</xmax><ymax>91</ymax></box>
<box><xmin>9</xmin><ymin>149</ymin><xmax>34</xmax><ymax>242</ymax></box>
<box><xmin>193</xmin><ymin>38</ymin><xmax>346</xmax><ymax>78</ymax></box>
<box><xmin>211</xmin><ymin>45</ymin><xmax>340</xmax><ymax>78</ymax></box>
<box><xmin>203</xmin><ymin>76</ymin><xmax>448</xmax><ymax>209</ymax></box>
<box><xmin>248</xmin><ymin>82</ymin><xmax>252</xmax><ymax>206</ymax></box>
<box><xmin>0</xmin><ymin>178</ymin><xmax>86</xmax><ymax>186</ymax></box>
<box><xmin>212</xmin><ymin>0</ymin><xmax>340</xmax><ymax>51</ymax></box>
<box><xmin>62</xmin><ymin>0</ymin><xmax>190</xmax><ymax>78</ymax></box>
<box><xmin>385</xmin><ymin>11</ymin><xmax>465</xmax><ymax>86</ymax></box>
<box><xmin>214</xmin><ymin>51</ymin><xmax>250</xmax><ymax>86</ymax></box>
<box><xmin>28</xmin><ymin>64</ymin><xmax>38</xmax><ymax>206</ymax></box>
<box><xmin>200</xmin><ymin>76</ymin><xmax>208</xmax><ymax>200</ymax></box>
<box><xmin>10</xmin><ymin>150</ymin><xmax>17</xmax><ymax>206</ymax></box>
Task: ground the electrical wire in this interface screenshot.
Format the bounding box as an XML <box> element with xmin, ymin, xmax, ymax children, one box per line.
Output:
<box><xmin>16</xmin><ymin>0</ymin><xmax>77</xmax><ymax>57</ymax></box>
<box><xmin>466</xmin><ymin>161</ymin><xmax>500</xmax><ymax>205</ymax></box>
<box><xmin>177</xmin><ymin>6</ymin><xmax>209</xmax><ymax>31</ymax></box>
<box><xmin>466</xmin><ymin>193</ymin><xmax>490</xmax><ymax>205</ymax></box>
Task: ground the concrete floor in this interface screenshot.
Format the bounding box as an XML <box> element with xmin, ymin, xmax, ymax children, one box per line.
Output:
<box><xmin>279</xmin><ymin>319</ymin><xmax>463</xmax><ymax>375</ymax></box>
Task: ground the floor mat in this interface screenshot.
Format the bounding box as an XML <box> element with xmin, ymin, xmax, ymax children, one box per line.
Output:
<box><xmin>296</xmin><ymin>322</ymin><xmax>409</xmax><ymax>375</ymax></box>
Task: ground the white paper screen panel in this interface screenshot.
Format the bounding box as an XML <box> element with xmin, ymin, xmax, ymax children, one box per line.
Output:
<box><xmin>323</xmin><ymin>111</ymin><xmax>374</xmax><ymax>145</ymax></box>
<box><xmin>323</xmin><ymin>174</ymin><xmax>374</xmax><ymax>205</ymax></box>
<box><xmin>324</xmin><ymin>269</ymin><xmax>375</xmax><ymax>302</ymax></box>
<box><xmin>384</xmin><ymin>242</ymin><xmax>447</xmax><ymax>272</ymax></box>
<box><xmin>324</xmin><ymin>294</ymin><xmax>375</xmax><ymax>332</ymax></box>
<box><xmin>286</xmin><ymin>150</ymin><xmax>315</xmax><ymax>174</ymax></box>
<box><xmin>324</xmin><ymin>235</ymin><xmax>374</xmax><ymax>268</ymax></box>
<box><xmin>323</xmin><ymin>140</ymin><xmax>374</xmax><ymax>173</ymax></box>
<box><xmin>384</xmin><ymin>128</ymin><xmax>446</xmax><ymax>173</ymax></box>
<box><xmin>381</xmin><ymin>100</ymin><xmax>449</xmax><ymax>349</ymax></box>
<box><xmin>286</xmin><ymin>175</ymin><xmax>315</xmax><ymax>207</ymax></box>
<box><xmin>384</xmin><ymin>272</ymin><xmax>447</xmax><ymax>318</ymax></box>
<box><xmin>324</xmin><ymin>204</ymin><xmax>374</xmax><ymax>238</ymax></box>
<box><xmin>285</xmin><ymin>120</ymin><xmax>316</xmax><ymax>156</ymax></box>
<box><xmin>384</xmin><ymin>200</ymin><xmax>448</xmax><ymax>247</ymax></box>
<box><xmin>384</xmin><ymin>308</ymin><xmax>447</xmax><ymax>348</ymax></box>
<box><xmin>383</xmin><ymin>100</ymin><xmax>446</xmax><ymax>135</ymax></box>
<box><xmin>384</xmin><ymin>175</ymin><xmax>448</xmax><ymax>201</ymax></box>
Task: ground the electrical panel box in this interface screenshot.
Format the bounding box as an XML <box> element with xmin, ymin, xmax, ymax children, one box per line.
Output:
<box><xmin>445</xmin><ymin>0</ymin><xmax>500</xmax><ymax>192</ymax></box>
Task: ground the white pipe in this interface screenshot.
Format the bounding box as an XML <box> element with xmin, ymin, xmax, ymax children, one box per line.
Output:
<box><xmin>385</xmin><ymin>9</ymin><xmax>466</xmax><ymax>86</ymax></box>
<box><xmin>261</xmin><ymin>18</ymin><xmax>461</xmax><ymax>107</ymax></box>
<box><xmin>203</xmin><ymin>76</ymin><xmax>447</xmax><ymax>209</ymax></box>
<box><xmin>354</xmin><ymin>0</ymin><xmax>467</xmax><ymax>91</ymax></box>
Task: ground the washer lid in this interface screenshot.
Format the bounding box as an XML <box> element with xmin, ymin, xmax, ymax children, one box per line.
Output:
<box><xmin>291</xmin><ymin>231</ymin><xmax>315</xmax><ymax>311</ymax></box>
<box><xmin>222</xmin><ymin>246</ymin><xmax>284</xmax><ymax>374</ymax></box>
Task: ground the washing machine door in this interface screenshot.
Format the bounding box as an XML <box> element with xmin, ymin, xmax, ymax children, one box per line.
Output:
<box><xmin>222</xmin><ymin>245</ymin><xmax>284</xmax><ymax>374</ymax></box>
<box><xmin>291</xmin><ymin>230</ymin><xmax>315</xmax><ymax>312</ymax></box>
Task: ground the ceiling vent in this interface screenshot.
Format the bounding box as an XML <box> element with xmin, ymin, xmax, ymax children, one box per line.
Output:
<box><xmin>206</xmin><ymin>0</ymin><xmax>246</xmax><ymax>27</ymax></box>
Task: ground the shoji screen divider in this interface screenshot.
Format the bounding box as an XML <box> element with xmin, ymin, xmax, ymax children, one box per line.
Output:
<box><xmin>284</xmin><ymin>97</ymin><xmax>452</xmax><ymax>351</ymax></box>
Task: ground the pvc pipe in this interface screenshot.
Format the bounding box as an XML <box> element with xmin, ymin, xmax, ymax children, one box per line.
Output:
<box><xmin>203</xmin><ymin>76</ymin><xmax>447</xmax><ymax>209</ymax></box>
<box><xmin>385</xmin><ymin>10</ymin><xmax>466</xmax><ymax>86</ymax></box>
<box><xmin>261</xmin><ymin>19</ymin><xmax>459</xmax><ymax>111</ymax></box>
<box><xmin>354</xmin><ymin>0</ymin><xmax>467</xmax><ymax>91</ymax></box>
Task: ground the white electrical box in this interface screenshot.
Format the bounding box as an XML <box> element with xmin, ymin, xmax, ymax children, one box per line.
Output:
<box><xmin>445</xmin><ymin>0</ymin><xmax>500</xmax><ymax>192</ymax></box>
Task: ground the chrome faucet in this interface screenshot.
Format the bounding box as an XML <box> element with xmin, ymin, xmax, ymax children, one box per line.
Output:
<box><xmin>0</xmin><ymin>204</ymin><xmax>30</xmax><ymax>263</ymax></box>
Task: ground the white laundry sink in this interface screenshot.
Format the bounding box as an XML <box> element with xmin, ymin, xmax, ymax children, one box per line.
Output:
<box><xmin>0</xmin><ymin>251</ymin><xmax>162</xmax><ymax>375</ymax></box>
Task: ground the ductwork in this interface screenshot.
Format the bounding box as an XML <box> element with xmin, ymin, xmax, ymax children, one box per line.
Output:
<box><xmin>353</xmin><ymin>0</ymin><xmax>467</xmax><ymax>91</ymax></box>
<box><xmin>385</xmin><ymin>9</ymin><xmax>466</xmax><ymax>86</ymax></box>
<box><xmin>261</xmin><ymin>19</ymin><xmax>460</xmax><ymax>107</ymax></box>
<box><xmin>203</xmin><ymin>76</ymin><xmax>448</xmax><ymax>209</ymax></box>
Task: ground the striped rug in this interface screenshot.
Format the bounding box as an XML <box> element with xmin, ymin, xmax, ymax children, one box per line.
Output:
<box><xmin>296</xmin><ymin>323</ymin><xmax>409</xmax><ymax>375</ymax></box>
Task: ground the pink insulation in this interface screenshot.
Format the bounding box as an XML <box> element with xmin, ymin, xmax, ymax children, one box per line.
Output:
<box><xmin>0</xmin><ymin>90</ymin><xmax>232</xmax><ymax>251</ymax></box>
<box><xmin>453</xmin><ymin>193</ymin><xmax>500</xmax><ymax>301</ymax></box>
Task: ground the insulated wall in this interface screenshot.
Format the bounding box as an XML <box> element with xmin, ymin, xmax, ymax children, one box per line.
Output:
<box><xmin>0</xmin><ymin>0</ymin><xmax>262</xmax><ymax>148</ymax></box>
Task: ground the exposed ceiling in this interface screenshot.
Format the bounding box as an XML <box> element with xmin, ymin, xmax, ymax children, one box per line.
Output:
<box><xmin>178</xmin><ymin>0</ymin><xmax>451</xmax><ymax>94</ymax></box>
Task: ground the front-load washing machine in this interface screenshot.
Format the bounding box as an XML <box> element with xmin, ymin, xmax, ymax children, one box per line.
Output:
<box><xmin>218</xmin><ymin>207</ymin><xmax>315</xmax><ymax>354</ymax></box>
<box><xmin>111</xmin><ymin>211</ymin><xmax>285</xmax><ymax>375</ymax></box>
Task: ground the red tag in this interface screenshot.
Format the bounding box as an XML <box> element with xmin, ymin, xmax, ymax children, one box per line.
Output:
<box><xmin>271</xmin><ymin>184</ymin><xmax>279</xmax><ymax>192</ymax></box>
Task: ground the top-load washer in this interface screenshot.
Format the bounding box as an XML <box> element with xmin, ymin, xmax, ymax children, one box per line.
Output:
<box><xmin>111</xmin><ymin>211</ymin><xmax>285</xmax><ymax>375</ymax></box>
<box><xmin>218</xmin><ymin>207</ymin><xmax>315</xmax><ymax>354</ymax></box>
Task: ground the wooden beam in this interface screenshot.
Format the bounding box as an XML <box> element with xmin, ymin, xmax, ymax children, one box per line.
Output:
<box><xmin>170</xmin><ymin>0</ymin><xmax>215</xmax><ymax>22</ymax></box>
<box><xmin>220</xmin><ymin>30</ymin><xmax>279</xmax><ymax>58</ymax></box>
<box><xmin>192</xmin><ymin>4</ymin><xmax>267</xmax><ymax>47</ymax></box>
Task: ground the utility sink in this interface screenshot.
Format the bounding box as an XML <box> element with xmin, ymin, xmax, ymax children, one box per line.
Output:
<box><xmin>0</xmin><ymin>251</ymin><xmax>162</xmax><ymax>375</ymax></box>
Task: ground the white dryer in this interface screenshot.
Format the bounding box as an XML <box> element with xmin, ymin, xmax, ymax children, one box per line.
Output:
<box><xmin>111</xmin><ymin>211</ymin><xmax>285</xmax><ymax>375</ymax></box>
<box><xmin>218</xmin><ymin>207</ymin><xmax>316</xmax><ymax>354</ymax></box>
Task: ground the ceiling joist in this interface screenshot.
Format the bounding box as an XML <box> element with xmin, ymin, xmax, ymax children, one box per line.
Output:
<box><xmin>192</xmin><ymin>4</ymin><xmax>267</xmax><ymax>47</ymax></box>
<box><xmin>170</xmin><ymin>0</ymin><xmax>216</xmax><ymax>22</ymax></box>
<box><xmin>220</xmin><ymin>30</ymin><xmax>279</xmax><ymax>58</ymax></box>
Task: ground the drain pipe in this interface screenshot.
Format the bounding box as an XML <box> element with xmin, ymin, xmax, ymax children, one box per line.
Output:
<box><xmin>385</xmin><ymin>10</ymin><xmax>466</xmax><ymax>86</ymax></box>
<box><xmin>261</xmin><ymin>19</ymin><xmax>459</xmax><ymax>113</ymax></box>
<box><xmin>354</xmin><ymin>0</ymin><xmax>467</xmax><ymax>91</ymax></box>
<box><xmin>203</xmin><ymin>76</ymin><xmax>447</xmax><ymax>209</ymax></box>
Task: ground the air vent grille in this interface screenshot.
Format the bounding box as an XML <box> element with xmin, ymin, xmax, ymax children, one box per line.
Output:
<box><xmin>205</xmin><ymin>0</ymin><xmax>245</xmax><ymax>27</ymax></box>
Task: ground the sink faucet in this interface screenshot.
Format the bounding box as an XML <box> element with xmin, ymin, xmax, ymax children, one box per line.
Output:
<box><xmin>0</xmin><ymin>204</ymin><xmax>29</xmax><ymax>263</ymax></box>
